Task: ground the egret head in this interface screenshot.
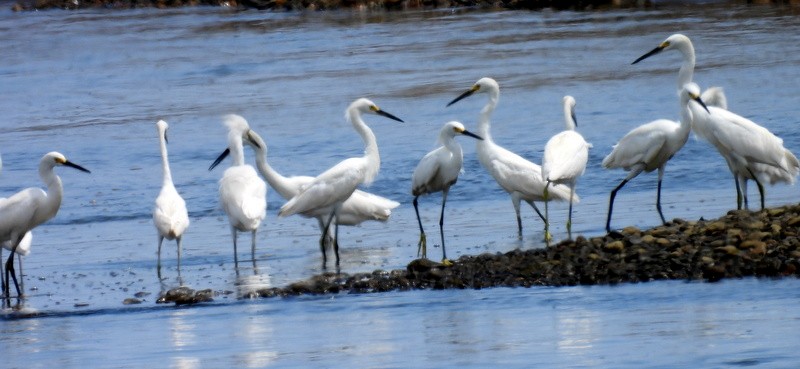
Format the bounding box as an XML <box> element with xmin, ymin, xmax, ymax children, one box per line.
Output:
<box><xmin>683</xmin><ymin>82</ymin><xmax>709</xmax><ymax>113</ymax></box>
<box><xmin>444</xmin><ymin>121</ymin><xmax>483</xmax><ymax>141</ymax></box>
<box><xmin>347</xmin><ymin>98</ymin><xmax>404</xmax><ymax>123</ymax></box>
<box><xmin>156</xmin><ymin>120</ymin><xmax>169</xmax><ymax>143</ymax></box>
<box><xmin>563</xmin><ymin>95</ymin><xmax>577</xmax><ymax>128</ymax></box>
<box><xmin>45</xmin><ymin>152</ymin><xmax>91</xmax><ymax>173</ymax></box>
<box><xmin>447</xmin><ymin>77</ymin><xmax>498</xmax><ymax>107</ymax></box>
<box><xmin>632</xmin><ymin>33</ymin><xmax>692</xmax><ymax>65</ymax></box>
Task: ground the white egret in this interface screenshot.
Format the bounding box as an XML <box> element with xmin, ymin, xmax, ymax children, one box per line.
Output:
<box><xmin>603</xmin><ymin>83</ymin><xmax>707</xmax><ymax>232</ymax></box>
<box><xmin>411</xmin><ymin>121</ymin><xmax>483</xmax><ymax>264</ymax></box>
<box><xmin>687</xmin><ymin>84</ymin><xmax>799</xmax><ymax>209</ymax></box>
<box><xmin>0</xmin><ymin>152</ymin><xmax>90</xmax><ymax>297</ymax></box>
<box><xmin>446</xmin><ymin>77</ymin><xmax>575</xmax><ymax>238</ymax></box>
<box><xmin>278</xmin><ymin>98</ymin><xmax>403</xmax><ymax>266</ymax></box>
<box><xmin>209</xmin><ymin>128</ymin><xmax>400</xmax><ymax>262</ymax></box>
<box><xmin>153</xmin><ymin>120</ymin><xmax>190</xmax><ymax>277</ymax></box>
<box><xmin>216</xmin><ymin>114</ymin><xmax>267</xmax><ymax>265</ymax></box>
<box><xmin>0</xmin><ymin>154</ymin><xmax>32</xmax><ymax>293</ymax></box>
<box><xmin>542</xmin><ymin>96</ymin><xmax>591</xmax><ymax>241</ymax></box>
<box><xmin>632</xmin><ymin>33</ymin><xmax>728</xmax><ymax>108</ymax></box>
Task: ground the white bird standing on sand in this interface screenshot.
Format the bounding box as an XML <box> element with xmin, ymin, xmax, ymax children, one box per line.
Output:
<box><xmin>0</xmin><ymin>153</ymin><xmax>33</xmax><ymax>294</ymax></box>
<box><xmin>411</xmin><ymin>121</ymin><xmax>483</xmax><ymax>264</ymax></box>
<box><xmin>446</xmin><ymin>77</ymin><xmax>575</xmax><ymax>238</ymax></box>
<box><xmin>687</xmin><ymin>84</ymin><xmax>799</xmax><ymax>209</ymax></box>
<box><xmin>0</xmin><ymin>152</ymin><xmax>90</xmax><ymax>297</ymax></box>
<box><xmin>603</xmin><ymin>83</ymin><xmax>708</xmax><ymax>233</ymax></box>
<box><xmin>217</xmin><ymin>115</ymin><xmax>267</xmax><ymax>265</ymax></box>
<box><xmin>279</xmin><ymin>98</ymin><xmax>403</xmax><ymax>266</ymax></box>
<box><xmin>632</xmin><ymin>33</ymin><xmax>728</xmax><ymax>109</ymax></box>
<box><xmin>542</xmin><ymin>96</ymin><xmax>591</xmax><ymax>242</ymax></box>
<box><xmin>209</xmin><ymin>128</ymin><xmax>400</xmax><ymax>262</ymax></box>
<box><xmin>153</xmin><ymin>120</ymin><xmax>190</xmax><ymax>276</ymax></box>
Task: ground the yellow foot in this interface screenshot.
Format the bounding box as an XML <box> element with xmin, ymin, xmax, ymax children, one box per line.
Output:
<box><xmin>544</xmin><ymin>231</ymin><xmax>553</xmax><ymax>243</ymax></box>
<box><xmin>417</xmin><ymin>233</ymin><xmax>427</xmax><ymax>259</ymax></box>
<box><xmin>441</xmin><ymin>258</ymin><xmax>453</xmax><ymax>267</ymax></box>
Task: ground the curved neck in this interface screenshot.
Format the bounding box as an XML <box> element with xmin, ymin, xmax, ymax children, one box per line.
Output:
<box><xmin>677</xmin><ymin>42</ymin><xmax>696</xmax><ymax>93</ymax></box>
<box><xmin>253</xmin><ymin>147</ymin><xmax>295</xmax><ymax>199</ymax></box>
<box><xmin>478</xmin><ymin>90</ymin><xmax>498</xmax><ymax>142</ymax></box>
<box><xmin>348</xmin><ymin>108</ymin><xmax>379</xmax><ymax>184</ymax></box>
<box><xmin>159</xmin><ymin>130</ymin><xmax>173</xmax><ymax>185</ymax></box>
<box><xmin>442</xmin><ymin>135</ymin><xmax>463</xmax><ymax>159</ymax></box>
<box><xmin>38</xmin><ymin>162</ymin><xmax>63</xmax><ymax>221</ymax></box>
<box><xmin>228</xmin><ymin>132</ymin><xmax>246</xmax><ymax>167</ymax></box>
<box><xmin>679</xmin><ymin>95</ymin><xmax>694</xmax><ymax>137</ymax></box>
<box><xmin>563</xmin><ymin>103</ymin><xmax>576</xmax><ymax>131</ymax></box>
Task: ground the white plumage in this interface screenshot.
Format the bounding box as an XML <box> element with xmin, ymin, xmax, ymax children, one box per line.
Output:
<box><xmin>687</xmin><ymin>88</ymin><xmax>799</xmax><ymax>209</ymax></box>
<box><xmin>542</xmin><ymin>96</ymin><xmax>591</xmax><ymax>241</ymax></box>
<box><xmin>447</xmin><ymin>77</ymin><xmax>575</xmax><ymax>238</ymax></box>
<box><xmin>279</xmin><ymin>98</ymin><xmax>403</xmax><ymax>266</ymax></box>
<box><xmin>603</xmin><ymin>83</ymin><xmax>704</xmax><ymax>232</ymax></box>
<box><xmin>0</xmin><ymin>152</ymin><xmax>90</xmax><ymax>297</ymax></box>
<box><xmin>411</xmin><ymin>121</ymin><xmax>482</xmax><ymax>263</ymax></box>
<box><xmin>217</xmin><ymin>114</ymin><xmax>267</xmax><ymax>265</ymax></box>
<box><xmin>152</xmin><ymin>120</ymin><xmax>190</xmax><ymax>276</ymax></box>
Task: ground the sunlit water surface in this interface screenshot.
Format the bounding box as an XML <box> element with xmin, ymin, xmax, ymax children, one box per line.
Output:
<box><xmin>1</xmin><ymin>3</ymin><xmax>799</xmax><ymax>367</ymax></box>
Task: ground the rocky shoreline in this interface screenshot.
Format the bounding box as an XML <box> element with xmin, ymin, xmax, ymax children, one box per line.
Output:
<box><xmin>159</xmin><ymin>204</ymin><xmax>800</xmax><ymax>304</ymax></box>
<box><xmin>12</xmin><ymin>0</ymin><xmax>649</xmax><ymax>12</ymax></box>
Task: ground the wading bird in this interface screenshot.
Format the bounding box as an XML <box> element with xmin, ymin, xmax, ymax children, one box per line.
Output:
<box><xmin>0</xmin><ymin>152</ymin><xmax>90</xmax><ymax>297</ymax></box>
<box><xmin>279</xmin><ymin>98</ymin><xmax>403</xmax><ymax>266</ymax></box>
<box><xmin>153</xmin><ymin>120</ymin><xmax>190</xmax><ymax>277</ymax></box>
<box><xmin>603</xmin><ymin>83</ymin><xmax>707</xmax><ymax>232</ymax></box>
<box><xmin>0</xmin><ymin>154</ymin><xmax>32</xmax><ymax>293</ymax></box>
<box><xmin>411</xmin><ymin>121</ymin><xmax>482</xmax><ymax>264</ymax></box>
<box><xmin>215</xmin><ymin>115</ymin><xmax>267</xmax><ymax>265</ymax></box>
<box><xmin>542</xmin><ymin>96</ymin><xmax>591</xmax><ymax>241</ymax></box>
<box><xmin>447</xmin><ymin>77</ymin><xmax>575</xmax><ymax>238</ymax></box>
<box><xmin>687</xmin><ymin>84</ymin><xmax>799</xmax><ymax>209</ymax></box>
<box><xmin>209</xmin><ymin>128</ymin><xmax>400</xmax><ymax>263</ymax></box>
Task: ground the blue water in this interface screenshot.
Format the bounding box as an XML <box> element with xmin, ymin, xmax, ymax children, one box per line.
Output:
<box><xmin>1</xmin><ymin>2</ymin><xmax>800</xmax><ymax>367</ymax></box>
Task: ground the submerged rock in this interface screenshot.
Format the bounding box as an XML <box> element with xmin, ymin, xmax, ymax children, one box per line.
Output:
<box><xmin>157</xmin><ymin>286</ymin><xmax>214</xmax><ymax>305</ymax></box>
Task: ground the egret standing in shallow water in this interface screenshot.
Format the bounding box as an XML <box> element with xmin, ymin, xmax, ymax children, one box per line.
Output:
<box><xmin>209</xmin><ymin>127</ymin><xmax>400</xmax><ymax>264</ymax></box>
<box><xmin>603</xmin><ymin>83</ymin><xmax>707</xmax><ymax>233</ymax></box>
<box><xmin>447</xmin><ymin>77</ymin><xmax>575</xmax><ymax>238</ymax></box>
<box><xmin>0</xmin><ymin>154</ymin><xmax>33</xmax><ymax>294</ymax></box>
<box><xmin>216</xmin><ymin>115</ymin><xmax>267</xmax><ymax>265</ymax></box>
<box><xmin>153</xmin><ymin>120</ymin><xmax>190</xmax><ymax>277</ymax></box>
<box><xmin>0</xmin><ymin>152</ymin><xmax>90</xmax><ymax>297</ymax></box>
<box><xmin>542</xmin><ymin>96</ymin><xmax>591</xmax><ymax>241</ymax></box>
<box><xmin>686</xmin><ymin>84</ymin><xmax>799</xmax><ymax>209</ymax></box>
<box><xmin>279</xmin><ymin>98</ymin><xmax>403</xmax><ymax>266</ymax></box>
<box><xmin>411</xmin><ymin>121</ymin><xmax>482</xmax><ymax>264</ymax></box>
<box><xmin>632</xmin><ymin>33</ymin><xmax>728</xmax><ymax>109</ymax></box>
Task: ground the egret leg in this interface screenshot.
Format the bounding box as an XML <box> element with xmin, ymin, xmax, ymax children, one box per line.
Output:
<box><xmin>543</xmin><ymin>182</ymin><xmax>552</xmax><ymax>244</ymax></box>
<box><xmin>756</xmin><ymin>179</ymin><xmax>765</xmax><ymax>210</ymax></box>
<box><xmin>18</xmin><ymin>253</ymin><xmax>23</xmax><ymax>294</ymax></box>
<box><xmin>567</xmin><ymin>185</ymin><xmax>575</xmax><ymax>240</ymax></box>
<box><xmin>157</xmin><ymin>236</ymin><xmax>164</xmax><ymax>279</ymax></box>
<box><xmin>512</xmin><ymin>195</ymin><xmax>523</xmax><ymax>237</ymax></box>
<box><xmin>1</xmin><ymin>248</ymin><xmax>4</xmax><ymax>294</ymax></box>
<box><xmin>412</xmin><ymin>196</ymin><xmax>427</xmax><ymax>259</ymax></box>
<box><xmin>526</xmin><ymin>200</ymin><xmax>546</xmax><ymax>223</ymax></box>
<box><xmin>321</xmin><ymin>210</ymin><xmax>336</xmax><ymax>266</ymax></box>
<box><xmin>176</xmin><ymin>236</ymin><xmax>182</xmax><ymax>275</ymax></box>
<box><xmin>333</xmin><ymin>211</ymin><xmax>341</xmax><ymax>266</ymax></box>
<box><xmin>5</xmin><ymin>241</ymin><xmax>21</xmax><ymax>298</ymax></box>
<box><xmin>231</xmin><ymin>228</ymin><xmax>239</xmax><ymax>266</ymax></box>
<box><xmin>734</xmin><ymin>175</ymin><xmax>744</xmax><ymax>210</ymax></box>
<box><xmin>656</xmin><ymin>167</ymin><xmax>667</xmax><ymax>224</ymax></box>
<box><xmin>439</xmin><ymin>189</ymin><xmax>450</xmax><ymax>265</ymax></box>
<box><xmin>251</xmin><ymin>229</ymin><xmax>257</xmax><ymax>262</ymax></box>
<box><xmin>606</xmin><ymin>167</ymin><xmax>643</xmax><ymax>233</ymax></box>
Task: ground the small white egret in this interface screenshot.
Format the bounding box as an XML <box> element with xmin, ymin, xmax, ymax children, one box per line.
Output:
<box><xmin>411</xmin><ymin>121</ymin><xmax>483</xmax><ymax>264</ymax></box>
<box><xmin>542</xmin><ymin>96</ymin><xmax>591</xmax><ymax>241</ymax></box>
<box><xmin>209</xmin><ymin>128</ymin><xmax>400</xmax><ymax>262</ymax></box>
<box><xmin>153</xmin><ymin>120</ymin><xmax>190</xmax><ymax>277</ymax></box>
<box><xmin>687</xmin><ymin>84</ymin><xmax>799</xmax><ymax>209</ymax></box>
<box><xmin>0</xmin><ymin>152</ymin><xmax>90</xmax><ymax>297</ymax></box>
<box><xmin>447</xmin><ymin>77</ymin><xmax>575</xmax><ymax>238</ymax></box>
<box><xmin>278</xmin><ymin>98</ymin><xmax>403</xmax><ymax>266</ymax></box>
<box><xmin>0</xmin><ymin>225</ymin><xmax>31</xmax><ymax>295</ymax></box>
<box><xmin>603</xmin><ymin>83</ymin><xmax>707</xmax><ymax>232</ymax></box>
<box><xmin>632</xmin><ymin>33</ymin><xmax>728</xmax><ymax>108</ymax></box>
<box><xmin>216</xmin><ymin>115</ymin><xmax>267</xmax><ymax>265</ymax></box>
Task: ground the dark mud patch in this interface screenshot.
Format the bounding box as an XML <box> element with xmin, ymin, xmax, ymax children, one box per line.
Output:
<box><xmin>251</xmin><ymin>205</ymin><xmax>800</xmax><ymax>299</ymax></box>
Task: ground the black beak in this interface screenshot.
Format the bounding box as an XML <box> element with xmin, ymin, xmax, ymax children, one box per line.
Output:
<box><xmin>632</xmin><ymin>46</ymin><xmax>664</xmax><ymax>65</ymax></box>
<box><xmin>693</xmin><ymin>96</ymin><xmax>710</xmax><ymax>113</ymax></box>
<box><xmin>64</xmin><ymin>160</ymin><xmax>91</xmax><ymax>173</ymax></box>
<box><xmin>447</xmin><ymin>89</ymin><xmax>476</xmax><ymax>107</ymax></box>
<box><xmin>209</xmin><ymin>148</ymin><xmax>230</xmax><ymax>171</ymax></box>
<box><xmin>462</xmin><ymin>129</ymin><xmax>483</xmax><ymax>141</ymax></box>
<box><xmin>377</xmin><ymin>110</ymin><xmax>404</xmax><ymax>123</ymax></box>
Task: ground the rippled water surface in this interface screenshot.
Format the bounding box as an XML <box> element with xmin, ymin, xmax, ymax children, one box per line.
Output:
<box><xmin>1</xmin><ymin>3</ymin><xmax>800</xmax><ymax>367</ymax></box>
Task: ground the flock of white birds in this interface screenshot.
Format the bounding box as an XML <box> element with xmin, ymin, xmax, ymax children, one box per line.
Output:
<box><xmin>0</xmin><ymin>33</ymin><xmax>796</xmax><ymax>299</ymax></box>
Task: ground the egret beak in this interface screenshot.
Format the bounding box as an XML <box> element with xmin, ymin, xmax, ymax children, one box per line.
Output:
<box><xmin>209</xmin><ymin>148</ymin><xmax>230</xmax><ymax>171</ymax></box>
<box><xmin>632</xmin><ymin>45</ymin><xmax>665</xmax><ymax>65</ymax></box>
<box><xmin>376</xmin><ymin>109</ymin><xmax>404</xmax><ymax>123</ymax></box>
<box><xmin>461</xmin><ymin>129</ymin><xmax>484</xmax><ymax>141</ymax></box>
<box><xmin>245</xmin><ymin>130</ymin><xmax>262</xmax><ymax>149</ymax></box>
<box><xmin>692</xmin><ymin>95</ymin><xmax>710</xmax><ymax>113</ymax></box>
<box><xmin>447</xmin><ymin>86</ymin><xmax>478</xmax><ymax>107</ymax></box>
<box><xmin>64</xmin><ymin>160</ymin><xmax>91</xmax><ymax>173</ymax></box>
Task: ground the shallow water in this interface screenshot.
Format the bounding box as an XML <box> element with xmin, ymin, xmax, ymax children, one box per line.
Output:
<box><xmin>1</xmin><ymin>2</ymin><xmax>800</xmax><ymax>367</ymax></box>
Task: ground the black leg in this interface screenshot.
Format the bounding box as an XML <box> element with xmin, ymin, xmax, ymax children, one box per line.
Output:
<box><xmin>439</xmin><ymin>189</ymin><xmax>448</xmax><ymax>261</ymax></box>
<box><xmin>606</xmin><ymin>178</ymin><xmax>630</xmax><ymax>233</ymax></box>
<box><xmin>321</xmin><ymin>210</ymin><xmax>336</xmax><ymax>266</ymax></box>
<box><xmin>656</xmin><ymin>169</ymin><xmax>666</xmax><ymax>224</ymax></box>
<box><xmin>413</xmin><ymin>196</ymin><xmax>427</xmax><ymax>258</ymax></box>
